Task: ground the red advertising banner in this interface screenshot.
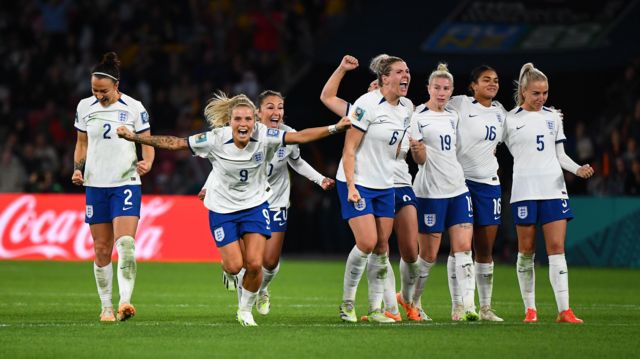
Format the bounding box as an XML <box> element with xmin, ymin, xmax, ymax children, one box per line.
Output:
<box><xmin>0</xmin><ymin>194</ymin><xmax>220</xmax><ymax>262</ymax></box>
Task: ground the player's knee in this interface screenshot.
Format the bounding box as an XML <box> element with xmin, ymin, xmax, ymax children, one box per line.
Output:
<box><xmin>223</xmin><ymin>260</ymin><xmax>243</xmax><ymax>275</ymax></box>
<box><xmin>244</xmin><ymin>258</ymin><xmax>263</xmax><ymax>274</ymax></box>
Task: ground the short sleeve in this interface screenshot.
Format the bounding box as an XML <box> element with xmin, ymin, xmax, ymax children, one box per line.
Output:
<box><xmin>447</xmin><ymin>95</ymin><xmax>464</xmax><ymax>112</ymax></box>
<box><xmin>289</xmin><ymin>143</ymin><xmax>301</xmax><ymax>160</ymax></box>
<box><xmin>409</xmin><ymin>114</ymin><xmax>423</xmax><ymax>142</ymax></box>
<box><xmin>133</xmin><ymin>102</ymin><xmax>151</xmax><ymax>133</ymax></box>
<box><xmin>188</xmin><ymin>131</ymin><xmax>216</xmax><ymax>158</ymax></box>
<box><xmin>348</xmin><ymin>98</ymin><xmax>373</xmax><ymax>132</ymax></box>
<box><xmin>74</xmin><ymin>102</ymin><xmax>87</xmax><ymax>132</ymax></box>
<box><xmin>556</xmin><ymin>115</ymin><xmax>567</xmax><ymax>143</ymax></box>
<box><xmin>263</xmin><ymin>127</ymin><xmax>286</xmax><ymax>149</ymax></box>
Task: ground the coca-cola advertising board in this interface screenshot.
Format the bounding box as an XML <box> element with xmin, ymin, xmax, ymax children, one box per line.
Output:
<box><xmin>0</xmin><ymin>194</ymin><xmax>221</xmax><ymax>262</ymax></box>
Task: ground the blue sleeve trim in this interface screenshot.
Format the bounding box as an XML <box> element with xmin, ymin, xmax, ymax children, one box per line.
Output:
<box><xmin>354</xmin><ymin>126</ymin><xmax>366</xmax><ymax>133</ymax></box>
<box><xmin>555</xmin><ymin>139</ymin><xmax>567</xmax><ymax>144</ymax></box>
<box><xmin>135</xmin><ymin>128</ymin><xmax>150</xmax><ymax>134</ymax></box>
<box><xmin>187</xmin><ymin>137</ymin><xmax>195</xmax><ymax>155</ymax></box>
<box><xmin>74</xmin><ymin>126</ymin><xmax>87</xmax><ymax>133</ymax></box>
<box><xmin>282</xmin><ymin>131</ymin><xmax>287</xmax><ymax>146</ymax></box>
<box><xmin>346</xmin><ymin>103</ymin><xmax>351</xmax><ymax>117</ymax></box>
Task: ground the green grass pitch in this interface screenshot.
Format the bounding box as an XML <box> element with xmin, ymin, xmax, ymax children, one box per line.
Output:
<box><xmin>1</xmin><ymin>260</ymin><xmax>638</xmax><ymax>358</ymax></box>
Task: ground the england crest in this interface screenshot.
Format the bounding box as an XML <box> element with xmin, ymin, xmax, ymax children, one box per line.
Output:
<box><xmin>517</xmin><ymin>206</ymin><xmax>528</xmax><ymax>219</ymax></box>
<box><xmin>424</xmin><ymin>214</ymin><xmax>436</xmax><ymax>227</ymax></box>
<box><xmin>119</xmin><ymin>111</ymin><xmax>128</xmax><ymax>122</ymax></box>
<box><xmin>86</xmin><ymin>205</ymin><xmax>94</xmax><ymax>218</ymax></box>
<box><xmin>496</xmin><ymin>113</ymin><xmax>503</xmax><ymax>124</ymax></box>
<box><xmin>354</xmin><ymin>198</ymin><xmax>366</xmax><ymax>211</ymax></box>
<box><xmin>277</xmin><ymin>147</ymin><xmax>286</xmax><ymax>159</ymax></box>
<box><xmin>546</xmin><ymin>120</ymin><xmax>554</xmax><ymax>130</ymax></box>
<box><xmin>254</xmin><ymin>151</ymin><xmax>264</xmax><ymax>162</ymax></box>
<box><xmin>214</xmin><ymin>227</ymin><xmax>225</xmax><ymax>242</ymax></box>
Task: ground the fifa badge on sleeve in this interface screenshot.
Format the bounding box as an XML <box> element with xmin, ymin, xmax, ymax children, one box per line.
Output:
<box><xmin>353</xmin><ymin>107</ymin><xmax>366</xmax><ymax>122</ymax></box>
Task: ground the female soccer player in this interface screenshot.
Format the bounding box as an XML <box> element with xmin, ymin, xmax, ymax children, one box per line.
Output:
<box><xmin>253</xmin><ymin>90</ymin><xmax>335</xmax><ymax>315</ymax></box>
<box><xmin>505</xmin><ymin>63</ymin><xmax>593</xmax><ymax>323</ymax></box>
<box><xmin>335</xmin><ymin>54</ymin><xmax>415</xmax><ymax>323</ymax></box>
<box><xmin>445</xmin><ymin>65</ymin><xmax>507</xmax><ymax>321</ymax></box>
<box><xmin>72</xmin><ymin>52</ymin><xmax>155</xmax><ymax>322</ymax></box>
<box><xmin>410</xmin><ymin>63</ymin><xmax>479</xmax><ymax>321</ymax></box>
<box><xmin>117</xmin><ymin>92</ymin><xmax>350</xmax><ymax>326</ymax></box>
<box><xmin>320</xmin><ymin>55</ymin><xmax>425</xmax><ymax>321</ymax></box>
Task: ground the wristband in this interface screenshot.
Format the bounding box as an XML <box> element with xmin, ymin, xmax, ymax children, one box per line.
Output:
<box><xmin>328</xmin><ymin>124</ymin><xmax>338</xmax><ymax>135</ymax></box>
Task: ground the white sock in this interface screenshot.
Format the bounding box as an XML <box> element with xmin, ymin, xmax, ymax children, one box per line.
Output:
<box><xmin>475</xmin><ymin>262</ymin><xmax>494</xmax><ymax>308</ymax></box>
<box><xmin>447</xmin><ymin>255</ymin><xmax>462</xmax><ymax>306</ymax></box>
<box><xmin>343</xmin><ymin>245</ymin><xmax>370</xmax><ymax>302</ymax></box>
<box><xmin>412</xmin><ymin>257</ymin><xmax>435</xmax><ymax>308</ymax></box>
<box><xmin>94</xmin><ymin>262</ymin><xmax>113</xmax><ymax>308</ymax></box>
<box><xmin>236</xmin><ymin>268</ymin><xmax>246</xmax><ymax>305</ymax></box>
<box><xmin>382</xmin><ymin>258</ymin><xmax>399</xmax><ymax>314</ymax></box>
<box><xmin>367</xmin><ymin>253</ymin><xmax>389</xmax><ymax>312</ymax></box>
<box><xmin>116</xmin><ymin>236</ymin><xmax>136</xmax><ymax>305</ymax></box>
<box><xmin>399</xmin><ymin>258</ymin><xmax>418</xmax><ymax>305</ymax></box>
<box><xmin>239</xmin><ymin>286</ymin><xmax>257</xmax><ymax>312</ymax></box>
<box><xmin>517</xmin><ymin>253</ymin><xmax>536</xmax><ymax>311</ymax></box>
<box><xmin>454</xmin><ymin>251</ymin><xmax>476</xmax><ymax>311</ymax></box>
<box><xmin>259</xmin><ymin>262</ymin><xmax>280</xmax><ymax>294</ymax></box>
<box><xmin>548</xmin><ymin>254</ymin><xmax>570</xmax><ymax>313</ymax></box>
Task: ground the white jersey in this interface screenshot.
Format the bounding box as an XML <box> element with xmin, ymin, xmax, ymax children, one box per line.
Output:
<box><xmin>504</xmin><ymin>106</ymin><xmax>568</xmax><ymax>203</ymax></box>
<box><xmin>410</xmin><ymin>104</ymin><xmax>467</xmax><ymax>198</ymax></box>
<box><xmin>345</xmin><ymin>102</ymin><xmax>413</xmax><ymax>187</ymax></box>
<box><xmin>448</xmin><ymin>95</ymin><xmax>506</xmax><ymax>185</ymax></box>
<box><xmin>336</xmin><ymin>89</ymin><xmax>414</xmax><ymax>189</ymax></box>
<box><xmin>74</xmin><ymin>93</ymin><xmax>150</xmax><ymax>187</ymax></box>
<box><xmin>267</xmin><ymin>124</ymin><xmax>324</xmax><ymax>209</ymax></box>
<box><xmin>189</xmin><ymin>123</ymin><xmax>285</xmax><ymax>214</ymax></box>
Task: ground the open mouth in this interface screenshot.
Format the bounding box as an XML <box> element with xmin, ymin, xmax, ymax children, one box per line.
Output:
<box><xmin>238</xmin><ymin>128</ymin><xmax>249</xmax><ymax>137</ymax></box>
<box><xmin>269</xmin><ymin>116</ymin><xmax>280</xmax><ymax>128</ymax></box>
<box><xmin>399</xmin><ymin>81</ymin><xmax>409</xmax><ymax>91</ymax></box>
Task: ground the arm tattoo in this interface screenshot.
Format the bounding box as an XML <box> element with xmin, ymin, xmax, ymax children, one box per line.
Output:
<box><xmin>74</xmin><ymin>159</ymin><xmax>85</xmax><ymax>171</ymax></box>
<box><xmin>131</xmin><ymin>134</ymin><xmax>187</xmax><ymax>150</ymax></box>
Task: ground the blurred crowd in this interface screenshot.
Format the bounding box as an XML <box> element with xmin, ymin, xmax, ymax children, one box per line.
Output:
<box><xmin>0</xmin><ymin>0</ymin><xmax>351</xmax><ymax>194</ymax></box>
<box><xmin>0</xmin><ymin>0</ymin><xmax>639</xmax><ymax>198</ymax></box>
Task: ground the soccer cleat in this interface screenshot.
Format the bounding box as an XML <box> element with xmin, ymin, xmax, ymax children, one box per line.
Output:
<box><xmin>479</xmin><ymin>306</ymin><xmax>504</xmax><ymax>322</ymax></box>
<box><xmin>417</xmin><ymin>308</ymin><xmax>433</xmax><ymax>321</ymax></box>
<box><xmin>223</xmin><ymin>271</ymin><xmax>237</xmax><ymax>292</ymax></box>
<box><xmin>523</xmin><ymin>307</ymin><xmax>538</xmax><ymax>323</ymax></box>
<box><xmin>237</xmin><ymin>309</ymin><xmax>258</xmax><ymax>326</ymax></box>
<box><xmin>367</xmin><ymin>310</ymin><xmax>396</xmax><ymax>323</ymax></box>
<box><xmin>396</xmin><ymin>292</ymin><xmax>421</xmax><ymax>321</ymax></box>
<box><xmin>556</xmin><ymin>308</ymin><xmax>583</xmax><ymax>324</ymax></box>
<box><xmin>99</xmin><ymin>307</ymin><xmax>116</xmax><ymax>322</ymax></box>
<box><xmin>116</xmin><ymin>303</ymin><xmax>136</xmax><ymax>321</ymax></box>
<box><xmin>256</xmin><ymin>291</ymin><xmax>270</xmax><ymax>315</ymax></box>
<box><xmin>340</xmin><ymin>301</ymin><xmax>357</xmax><ymax>323</ymax></box>
<box><xmin>451</xmin><ymin>304</ymin><xmax>464</xmax><ymax>321</ymax></box>
<box><xmin>384</xmin><ymin>311</ymin><xmax>401</xmax><ymax>321</ymax></box>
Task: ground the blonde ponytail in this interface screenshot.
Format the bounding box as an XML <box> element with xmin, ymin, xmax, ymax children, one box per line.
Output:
<box><xmin>514</xmin><ymin>62</ymin><xmax>548</xmax><ymax>106</ymax></box>
<box><xmin>204</xmin><ymin>91</ymin><xmax>256</xmax><ymax>128</ymax></box>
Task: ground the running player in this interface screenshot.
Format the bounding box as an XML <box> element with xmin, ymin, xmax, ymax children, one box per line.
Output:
<box><xmin>72</xmin><ymin>52</ymin><xmax>155</xmax><ymax>322</ymax></box>
<box><xmin>336</xmin><ymin>54</ymin><xmax>415</xmax><ymax>323</ymax></box>
<box><xmin>320</xmin><ymin>55</ymin><xmax>425</xmax><ymax>321</ymax></box>
<box><xmin>116</xmin><ymin>92</ymin><xmax>350</xmax><ymax>326</ymax></box>
<box><xmin>445</xmin><ymin>65</ymin><xmax>506</xmax><ymax>321</ymax></box>
<box><xmin>505</xmin><ymin>63</ymin><xmax>594</xmax><ymax>323</ymax></box>
<box><xmin>410</xmin><ymin>63</ymin><xmax>479</xmax><ymax>321</ymax></box>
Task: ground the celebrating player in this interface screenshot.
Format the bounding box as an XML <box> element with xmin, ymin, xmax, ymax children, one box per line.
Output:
<box><xmin>320</xmin><ymin>55</ymin><xmax>425</xmax><ymax>321</ymax></box>
<box><xmin>410</xmin><ymin>63</ymin><xmax>479</xmax><ymax>321</ymax></box>
<box><xmin>335</xmin><ymin>54</ymin><xmax>414</xmax><ymax>323</ymax></box>
<box><xmin>116</xmin><ymin>92</ymin><xmax>350</xmax><ymax>326</ymax></box>
<box><xmin>445</xmin><ymin>65</ymin><xmax>506</xmax><ymax>321</ymax></box>
<box><xmin>505</xmin><ymin>63</ymin><xmax>594</xmax><ymax>323</ymax></box>
<box><xmin>72</xmin><ymin>52</ymin><xmax>155</xmax><ymax>322</ymax></box>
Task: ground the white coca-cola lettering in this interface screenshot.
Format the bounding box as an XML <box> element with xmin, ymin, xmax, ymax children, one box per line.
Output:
<box><xmin>0</xmin><ymin>195</ymin><xmax>172</xmax><ymax>260</ymax></box>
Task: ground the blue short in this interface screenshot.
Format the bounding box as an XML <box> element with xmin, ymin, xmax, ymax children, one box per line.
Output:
<box><xmin>416</xmin><ymin>192</ymin><xmax>473</xmax><ymax>233</ymax></box>
<box><xmin>465</xmin><ymin>180</ymin><xmax>502</xmax><ymax>226</ymax></box>
<box><xmin>269</xmin><ymin>208</ymin><xmax>288</xmax><ymax>232</ymax></box>
<box><xmin>336</xmin><ymin>181</ymin><xmax>395</xmax><ymax>220</ymax></box>
<box><xmin>512</xmin><ymin>199</ymin><xmax>574</xmax><ymax>225</ymax></box>
<box><xmin>394</xmin><ymin>186</ymin><xmax>417</xmax><ymax>212</ymax></box>
<box><xmin>208</xmin><ymin>201</ymin><xmax>271</xmax><ymax>248</ymax></box>
<box><xmin>85</xmin><ymin>185</ymin><xmax>141</xmax><ymax>224</ymax></box>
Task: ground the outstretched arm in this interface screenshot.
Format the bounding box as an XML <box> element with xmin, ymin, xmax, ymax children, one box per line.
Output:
<box><xmin>320</xmin><ymin>55</ymin><xmax>359</xmax><ymax>117</ymax></box>
<box><xmin>284</xmin><ymin>117</ymin><xmax>351</xmax><ymax>145</ymax></box>
<box><xmin>117</xmin><ymin>126</ymin><xmax>188</xmax><ymax>151</ymax></box>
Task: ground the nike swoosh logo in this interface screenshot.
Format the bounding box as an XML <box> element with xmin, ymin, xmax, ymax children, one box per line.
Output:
<box><xmin>468</xmin><ymin>214</ymin><xmax>474</xmax><ymax>218</ymax></box>
<box><xmin>562</xmin><ymin>209</ymin><xmax>570</xmax><ymax>213</ymax></box>
<box><xmin>494</xmin><ymin>216</ymin><xmax>500</xmax><ymax>220</ymax></box>
<box><xmin>469</xmin><ymin>114</ymin><xmax>478</xmax><ymax>118</ymax></box>
<box><xmin>420</xmin><ymin>124</ymin><xmax>430</xmax><ymax>129</ymax></box>
<box><xmin>516</xmin><ymin>125</ymin><xmax>525</xmax><ymax>130</ymax></box>
<box><xmin>559</xmin><ymin>270</ymin><xmax>567</xmax><ymax>274</ymax></box>
<box><xmin>123</xmin><ymin>207</ymin><xmax>132</xmax><ymax>211</ymax></box>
